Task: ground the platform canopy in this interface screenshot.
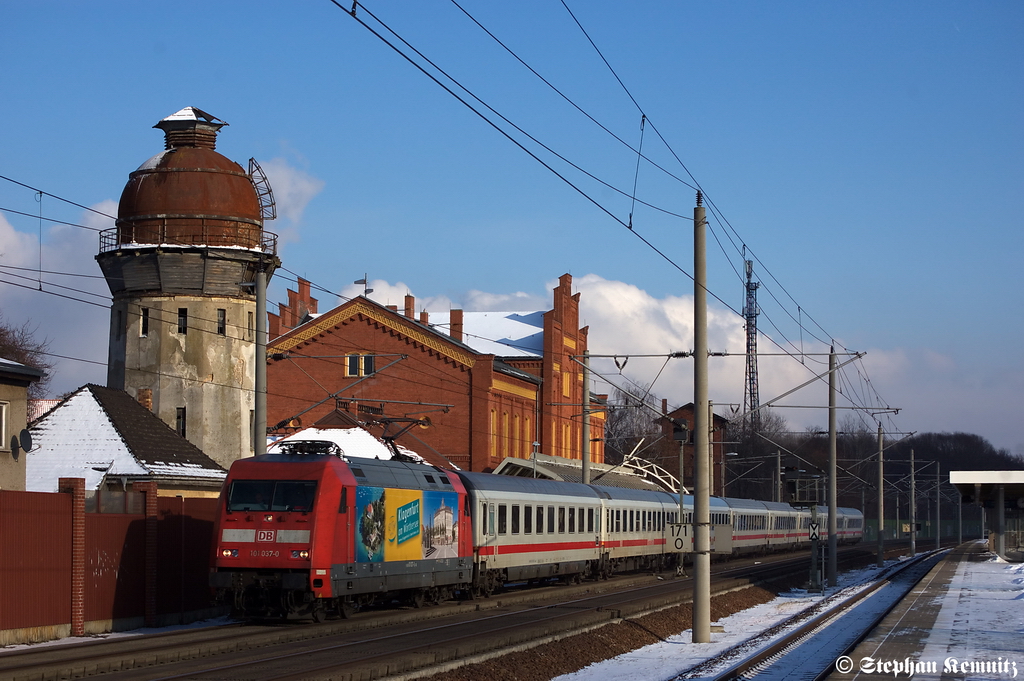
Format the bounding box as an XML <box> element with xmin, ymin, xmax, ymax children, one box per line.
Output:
<box><xmin>950</xmin><ymin>470</ymin><xmax>1024</xmax><ymax>507</ymax></box>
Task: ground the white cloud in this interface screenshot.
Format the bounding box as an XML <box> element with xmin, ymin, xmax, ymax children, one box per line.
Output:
<box><xmin>259</xmin><ymin>158</ymin><xmax>325</xmax><ymax>241</ymax></box>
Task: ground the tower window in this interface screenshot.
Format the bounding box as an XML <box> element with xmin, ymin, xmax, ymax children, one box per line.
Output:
<box><xmin>247</xmin><ymin>311</ymin><xmax>254</xmax><ymax>340</ymax></box>
<box><xmin>217</xmin><ymin>309</ymin><xmax>226</xmax><ymax>336</ymax></box>
<box><xmin>175</xmin><ymin>407</ymin><xmax>186</xmax><ymax>438</ymax></box>
<box><xmin>177</xmin><ymin>308</ymin><xmax>188</xmax><ymax>335</ymax></box>
<box><xmin>141</xmin><ymin>308</ymin><xmax>149</xmax><ymax>337</ymax></box>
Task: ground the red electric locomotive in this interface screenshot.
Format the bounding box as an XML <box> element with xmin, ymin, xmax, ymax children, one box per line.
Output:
<box><xmin>210</xmin><ymin>449</ymin><xmax>473</xmax><ymax>619</ymax></box>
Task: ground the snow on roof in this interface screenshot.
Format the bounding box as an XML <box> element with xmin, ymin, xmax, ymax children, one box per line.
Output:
<box><xmin>268</xmin><ymin>427</ymin><xmax>427</xmax><ymax>464</ymax></box>
<box><xmin>26</xmin><ymin>385</ymin><xmax>225</xmax><ymax>492</ymax></box>
<box><xmin>429</xmin><ymin>310</ymin><xmax>545</xmax><ymax>357</ymax></box>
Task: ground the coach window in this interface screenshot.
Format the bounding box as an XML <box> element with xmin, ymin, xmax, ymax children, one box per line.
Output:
<box><xmin>558</xmin><ymin>507</ymin><xmax>566</xmax><ymax>533</ymax></box>
<box><xmin>630</xmin><ymin>510</ymin><xmax>635</xmax><ymax>533</ymax></box>
<box><xmin>488</xmin><ymin>504</ymin><xmax>496</xmax><ymax>536</ymax></box>
<box><xmin>498</xmin><ymin>505</ymin><xmax>508</xmax><ymax>535</ymax></box>
<box><xmin>548</xmin><ymin>506</ymin><xmax>555</xmax><ymax>534</ymax></box>
<box><xmin>615</xmin><ymin>509</ymin><xmax>621</xmax><ymax>533</ymax></box>
<box><xmin>524</xmin><ymin>505</ymin><xmax>533</xmax><ymax>533</ymax></box>
<box><xmin>511</xmin><ymin>505</ymin><xmax>520</xmax><ymax>535</ymax></box>
<box><xmin>537</xmin><ymin>506</ymin><xmax>544</xmax><ymax>534</ymax></box>
<box><xmin>568</xmin><ymin>507</ymin><xmax>576</xmax><ymax>533</ymax></box>
<box><xmin>587</xmin><ymin>508</ymin><xmax>594</xmax><ymax>533</ymax></box>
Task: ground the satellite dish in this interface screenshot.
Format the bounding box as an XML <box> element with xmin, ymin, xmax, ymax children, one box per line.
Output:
<box><xmin>10</xmin><ymin>429</ymin><xmax>33</xmax><ymax>462</ymax></box>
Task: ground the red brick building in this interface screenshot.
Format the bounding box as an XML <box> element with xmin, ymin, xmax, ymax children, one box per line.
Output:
<box><xmin>658</xmin><ymin>402</ymin><xmax>729</xmax><ymax>495</ymax></box>
<box><xmin>265</xmin><ymin>274</ymin><xmax>605</xmax><ymax>472</ymax></box>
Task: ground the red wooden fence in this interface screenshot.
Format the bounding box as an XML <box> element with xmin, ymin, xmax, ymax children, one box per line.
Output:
<box><xmin>0</xmin><ymin>482</ymin><xmax>223</xmax><ymax>644</ymax></box>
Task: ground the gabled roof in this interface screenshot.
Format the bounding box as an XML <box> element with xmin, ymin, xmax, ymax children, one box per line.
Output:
<box><xmin>26</xmin><ymin>384</ymin><xmax>226</xmax><ymax>492</ymax></box>
<box><xmin>269</xmin><ymin>296</ymin><xmax>480</xmax><ymax>368</ymax></box>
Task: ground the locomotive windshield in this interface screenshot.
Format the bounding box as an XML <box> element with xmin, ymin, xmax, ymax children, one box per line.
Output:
<box><xmin>227</xmin><ymin>480</ymin><xmax>317</xmax><ymax>513</ymax></box>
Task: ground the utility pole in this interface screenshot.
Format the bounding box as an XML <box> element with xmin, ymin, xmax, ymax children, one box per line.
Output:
<box><xmin>827</xmin><ymin>348</ymin><xmax>837</xmax><ymax>586</ymax></box>
<box><xmin>254</xmin><ymin>265</ymin><xmax>268</xmax><ymax>457</ymax></box>
<box><xmin>692</xmin><ymin>191</ymin><xmax>711</xmax><ymax>644</ymax></box>
<box><xmin>775</xmin><ymin>450</ymin><xmax>782</xmax><ymax>503</ymax></box>
<box><xmin>936</xmin><ymin>463</ymin><xmax>941</xmax><ymax>550</ymax></box>
<box><xmin>877</xmin><ymin>422</ymin><xmax>884</xmax><ymax>567</ymax></box>
<box><xmin>910</xmin><ymin>449</ymin><xmax>916</xmax><ymax>556</ymax></box>
<box><xmin>581</xmin><ymin>350</ymin><xmax>591</xmax><ymax>485</ymax></box>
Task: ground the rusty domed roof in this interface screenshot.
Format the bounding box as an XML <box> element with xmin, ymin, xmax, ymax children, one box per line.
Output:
<box><xmin>115</xmin><ymin>107</ymin><xmax>262</xmax><ymax>249</ymax></box>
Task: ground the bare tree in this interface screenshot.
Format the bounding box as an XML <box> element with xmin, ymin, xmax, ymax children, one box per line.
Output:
<box><xmin>0</xmin><ymin>313</ymin><xmax>53</xmax><ymax>398</ymax></box>
<box><xmin>603</xmin><ymin>384</ymin><xmax>662</xmax><ymax>465</ymax></box>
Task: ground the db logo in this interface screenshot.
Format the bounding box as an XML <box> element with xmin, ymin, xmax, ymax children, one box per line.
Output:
<box><xmin>256</xmin><ymin>530</ymin><xmax>276</xmax><ymax>543</ymax></box>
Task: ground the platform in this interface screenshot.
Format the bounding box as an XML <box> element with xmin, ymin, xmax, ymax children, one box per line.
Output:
<box><xmin>827</xmin><ymin>541</ymin><xmax>1024</xmax><ymax>679</ymax></box>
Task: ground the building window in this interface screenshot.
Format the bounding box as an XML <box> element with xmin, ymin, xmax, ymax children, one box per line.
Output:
<box><xmin>175</xmin><ymin>407</ymin><xmax>186</xmax><ymax>438</ymax></box>
<box><xmin>345</xmin><ymin>354</ymin><xmax>376</xmax><ymax>377</ymax></box>
<box><xmin>250</xmin><ymin>410</ymin><xmax>255</xmax><ymax>452</ymax></box>
<box><xmin>501</xmin><ymin>412</ymin><xmax>509</xmax><ymax>457</ymax></box>
<box><xmin>217</xmin><ymin>309</ymin><xmax>226</xmax><ymax>336</ymax></box>
<box><xmin>177</xmin><ymin>308</ymin><xmax>188</xmax><ymax>335</ymax></box>
<box><xmin>140</xmin><ymin>307</ymin><xmax>149</xmax><ymax>337</ymax></box>
<box><xmin>489</xmin><ymin>410</ymin><xmax>496</xmax><ymax>458</ymax></box>
<box><xmin>247</xmin><ymin>311</ymin><xmax>254</xmax><ymax>340</ymax></box>
<box><xmin>0</xmin><ymin>401</ymin><xmax>8</xmax><ymax>451</ymax></box>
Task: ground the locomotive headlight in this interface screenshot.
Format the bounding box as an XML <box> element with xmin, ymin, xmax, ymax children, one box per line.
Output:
<box><xmin>221</xmin><ymin>548</ymin><xmax>238</xmax><ymax>558</ymax></box>
<box><xmin>291</xmin><ymin>549</ymin><xmax>310</xmax><ymax>559</ymax></box>
<box><xmin>264</xmin><ymin>514</ymin><xmax>274</xmax><ymax>522</ymax></box>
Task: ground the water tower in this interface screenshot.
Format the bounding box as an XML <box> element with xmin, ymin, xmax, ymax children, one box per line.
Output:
<box><xmin>96</xmin><ymin>107</ymin><xmax>280</xmax><ymax>468</ymax></box>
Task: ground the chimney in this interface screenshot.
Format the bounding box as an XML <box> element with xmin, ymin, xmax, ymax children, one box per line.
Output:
<box><xmin>450</xmin><ymin>309</ymin><xmax>464</xmax><ymax>342</ymax></box>
<box><xmin>137</xmin><ymin>388</ymin><xmax>153</xmax><ymax>411</ymax></box>
<box><xmin>419</xmin><ymin>310</ymin><xmax>429</xmax><ymax>325</ymax></box>
<box><xmin>404</xmin><ymin>294</ymin><xmax>415</xmax><ymax>319</ymax></box>
<box><xmin>386</xmin><ymin>305</ymin><xmax>398</xmax><ymax>312</ymax></box>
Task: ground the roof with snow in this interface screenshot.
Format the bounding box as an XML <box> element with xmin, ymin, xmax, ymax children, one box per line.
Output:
<box><xmin>26</xmin><ymin>384</ymin><xmax>226</xmax><ymax>492</ymax></box>
<box><xmin>268</xmin><ymin>426</ymin><xmax>432</xmax><ymax>465</ymax></box>
<box><xmin>428</xmin><ymin>310</ymin><xmax>545</xmax><ymax>357</ymax></box>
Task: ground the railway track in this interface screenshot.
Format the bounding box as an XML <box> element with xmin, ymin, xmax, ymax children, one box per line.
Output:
<box><xmin>676</xmin><ymin>548</ymin><xmax>949</xmax><ymax>681</ymax></box>
<box><xmin>0</xmin><ymin>544</ymin><xmax>908</xmax><ymax>681</ymax></box>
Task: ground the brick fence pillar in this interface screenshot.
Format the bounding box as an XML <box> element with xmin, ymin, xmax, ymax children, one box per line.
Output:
<box><xmin>58</xmin><ymin>477</ymin><xmax>85</xmax><ymax>637</ymax></box>
<box><xmin>133</xmin><ymin>481</ymin><xmax>159</xmax><ymax>627</ymax></box>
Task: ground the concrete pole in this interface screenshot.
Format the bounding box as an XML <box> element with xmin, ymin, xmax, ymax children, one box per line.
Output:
<box><xmin>692</xmin><ymin>191</ymin><xmax>711</xmax><ymax>644</ymax></box>
<box><xmin>776</xmin><ymin>450</ymin><xmax>782</xmax><ymax>504</ymax></box>
<box><xmin>877</xmin><ymin>423</ymin><xmax>884</xmax><ymax>567</ymax></box>
<box><xmin>581</xmin><ymin>350</ymin><xmax>591</xmax><ymax>485</ymax></box>
<box><xmin>957</xmin><ymin>493</ymin><xmax>962</xmax><ymax>545</ymax></box>
<box><xmin>909</xmin><ymin>449</ymin><xmax>916</xmax><ymax>556</ymax></box>
<box><xmin>827</xmin><ymin>348</ymin><xmax>837</xmax><ymax>587</ymax></box>
<box><xmin>254</xmin><ymin>266</ymin><xmax>268</xmax><ymax>457</ymax></box>
<box><xmin>936</xmin><ymin>463</ymin><xmax>941</xmax><ymax>550</ymax></box>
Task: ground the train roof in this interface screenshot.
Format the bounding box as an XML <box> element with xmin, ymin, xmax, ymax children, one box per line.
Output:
<box><xmin>587</xmin><ymin>484</ymin><xmax>677</xmax><ymax>503</ymax></box>
<box><xmin>457</xmin><ymin>471</ymin><xmax>602</xmax><ymax>499</ymax></box>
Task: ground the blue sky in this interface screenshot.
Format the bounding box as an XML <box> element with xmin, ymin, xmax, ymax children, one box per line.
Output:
<box><xmin>1</xmin><ymin>2</ymin><xmax>1021</xmax><ymax>453</ymax></box>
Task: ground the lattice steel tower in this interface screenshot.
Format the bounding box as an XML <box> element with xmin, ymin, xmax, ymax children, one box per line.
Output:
<box><xmin>742</xmin><ymin>259</ymin><xmax>760</xmax><ymax>427</ymax></box>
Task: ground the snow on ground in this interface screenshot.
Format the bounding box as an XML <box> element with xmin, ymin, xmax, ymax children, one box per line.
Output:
<box><xmin>555</xmin><ymin>545</ymin><xmax>1024</xmax><ymax>681</ymax></box>
<box><xmin>915</xmin><ymin>548</ymin><xmax>1024</xmax><ymax>676</ymax></box>
<box><xmin>553</xmin><ymin>561</ymin><xmax>899</xmax><ymax>681</ymax></box>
